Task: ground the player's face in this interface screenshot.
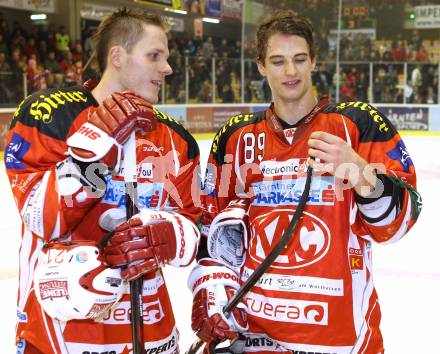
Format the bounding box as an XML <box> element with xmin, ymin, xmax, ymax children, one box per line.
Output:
<box><xmin>257</xmin><ymin>33</ymin><xmax>315</xmax><ymax>105</ymax></box>
<box><xmin>119</xmin><ymin>24</ymin><xmax>172</xmax><ymax>104</ymax></box>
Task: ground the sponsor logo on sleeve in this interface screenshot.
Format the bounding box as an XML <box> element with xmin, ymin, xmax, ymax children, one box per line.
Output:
<box><xmin>16</xmin><ymin>339</ymin><xmax>26</xmax><ymax>354</ymax></box>
<box><xmin>246</xmin><ymin>292</ymin><xmax>328</xmax><ymax>325</ymax></box>
<box><xmin>201</xmin><ymin>163</ymin><xmax>216</xmax><ymax>196</ymax></box>
<box><xmin>349</xmin><ymin>247</ymin><xmax>364</xmax><ymax>270</ymax></box>
<box><xmin>386</xmin><ymin>140</ymin><xmax>414</xmax><ymax>173</ymax></box>
<box><xmin>16</xmin><ymin>310</ymin><xmax>28</xmax><ymax>323</ymax></box>
<box><xmin>5</xmin><ymin>132</ymin><xmax>31</xmax><ymax>169</ymax></box>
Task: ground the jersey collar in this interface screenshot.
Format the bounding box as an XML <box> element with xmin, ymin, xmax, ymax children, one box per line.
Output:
<box><xmin>266</xmin><ymin>96</ymin><xmax>330</xmax><ymax>143</ymax></box>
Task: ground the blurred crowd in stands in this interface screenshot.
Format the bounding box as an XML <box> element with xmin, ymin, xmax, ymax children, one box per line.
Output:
<box><xmin>0</xmin><ymin>12</ymin><xmax>90</xmax><ymax>104</ymax></box>
<box><xmin>0</xmin><ymin>5</ymin><xmax>438</xmax><ymax>106</ymax></box>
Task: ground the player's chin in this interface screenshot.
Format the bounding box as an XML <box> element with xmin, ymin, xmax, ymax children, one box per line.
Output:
<box><xmin>140</xmin><ymin>91</ymin><xmax>159</xmax><ymax>105</ymax></box>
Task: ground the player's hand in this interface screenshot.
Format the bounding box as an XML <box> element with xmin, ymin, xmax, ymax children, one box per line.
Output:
<box><xmin>67</xmin><ymin>91</ymin><xmax>156</xmax><ymax>171</ymax></box>
<box><xmin>188</xmin><ymin>260</ymin><xmax>248</xmax><ymax>343</ymax></box>
<box><xmin>308</xmin><ymin>131</ymin><xmax>377</xmax><ymax>196</ymax></box>
<box><xmin>103</xmin><ymin>217</ymin><xmax>176</xmax><ymax>280</ymax></box>
<box><xmin>207</xmin><ymin>198</ymin><xmax>249</xmax><ymax>270</ymax></box>
<box><xmin>103</xmin><ymin>209</ymin><xmax>200</xmax><ymax>280</ymax></box>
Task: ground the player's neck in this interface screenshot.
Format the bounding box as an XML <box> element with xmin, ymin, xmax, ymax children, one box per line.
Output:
<box><xmin>91</xmin><ymin>72</ymin><xmax>124</xmax><ymax>105</ymax></box>
<box><xmin>273</xmin><ymin>93</ymin><xmax>317</xmax><ymax>125</ymax></box>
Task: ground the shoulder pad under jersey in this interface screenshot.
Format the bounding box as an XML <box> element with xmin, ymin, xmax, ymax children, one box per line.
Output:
<box><xmin>153</xmin><ymin>108</ymin><xmax>199</xmax><ymax>160</ymax></box>
<box><xmin>323</xmin><ymin>101</ymin><xmax>397</xmax><ymax>142</ymax></box>
<box><xmin>10</xmin><ymin>86</ymin><xmax>95</xmax><ymax>141</ymax></box>
<box><xmin>211</xmin><ymin>110</ymin><xmax>266</xmax><ymax>165</ymax></box>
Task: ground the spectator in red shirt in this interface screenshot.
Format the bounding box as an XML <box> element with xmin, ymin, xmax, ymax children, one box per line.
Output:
<box><xmin>416</xmin><ymin>44</ymin><xmax>429</xmax><ymax>63</ymax></box>
<box><xmin>392</xmin><ymin>40</ymin><xmax>406</xmax><ymax>62</ymax></box>
<box><xmin>23</xmin><ymin>38</ymin><xmax>40</xmax><ymax>63</ymax></box>
<box><xmin>340</xmin><ymin>80</ymin><xmax>356</xmax><ymax>99</ymax></box>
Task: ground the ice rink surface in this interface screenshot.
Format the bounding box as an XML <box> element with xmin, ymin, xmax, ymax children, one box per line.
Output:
<box><xmin>1</xmin><ymin>135</ymin><xmax>439</xmax><ymax>353</ymax></box>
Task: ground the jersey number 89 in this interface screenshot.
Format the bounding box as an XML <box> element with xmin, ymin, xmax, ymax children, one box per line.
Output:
<box><xmin>243</xmin><ymin>132</ymin><xmax>265</xmax><ymax>163</ymax></box>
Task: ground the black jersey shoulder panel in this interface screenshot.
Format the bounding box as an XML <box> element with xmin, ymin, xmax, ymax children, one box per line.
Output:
<box><xmin>212</xmin><ymin>110</ymin><xmax>266</xmax><ymax>165</ymax></box>
<box><xmin>10</xmin><ymin>86</ymin><xmax>96</xmax><ymax>141</ymax></box>
<box><xmin>323</xmin><ymin>101</ymin><xmax>397</xmax><ymax>142</ymax></box>
<box><xmin>154</xmin><ymin>108</ymin><xmax>200</xmax><ymax>160</ymax></box>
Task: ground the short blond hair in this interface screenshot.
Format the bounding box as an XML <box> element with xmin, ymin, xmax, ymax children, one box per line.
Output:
<box><xmin>93</xmin><ymin>7</ymin><xmax>168</xmax><ymax>74</ymax></box>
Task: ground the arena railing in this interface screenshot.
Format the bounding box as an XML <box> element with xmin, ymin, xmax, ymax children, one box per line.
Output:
<box><xmin>0</xmin><ymin>58</ymin><xmax>438</xmax><ymax>108</ymax></box>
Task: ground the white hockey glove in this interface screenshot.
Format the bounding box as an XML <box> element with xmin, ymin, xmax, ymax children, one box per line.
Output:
<box><xmin>188</xmin><ymin>259</ymin><xmax>248</xmax><ymax>343</ymax></box>
<box><xmin>103</xmin><ymin>209</ymin><xmax>200</xmax><ymax>280</ymax></box>
<box><xmin>208</xmin><ymin>199</ymin><xmax>249</xmax><ymax>270</ymax></box>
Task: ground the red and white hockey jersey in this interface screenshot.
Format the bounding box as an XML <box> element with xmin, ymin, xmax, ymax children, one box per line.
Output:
<box><xmin>5</xmin><ymin>85</ymin><xmax>201</xmax><ymax>353</ymax></box>
<box><xmin>200</xmin><ymin>99</ymin><xmax>421</xmax><ymax>353</ymax></box>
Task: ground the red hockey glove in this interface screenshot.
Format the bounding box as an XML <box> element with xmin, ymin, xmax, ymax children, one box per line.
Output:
<box><xmin>67</xmin><ymin>91</ymin><xmax>156</xmax><ymax>171</ymax></box>
<box><xmin>188</xmin><ymin>259</ymin><xmax>248</xmax><ymax>343</ymax></box>
<box><xmin>83</xmin><ymin>78</ymin><xmax>99</xmax><ymax>91</ymax></box>
<box><xmin>103</xmin><ymin>209</ymin><xmax>200</xmax><ymax>281</ymax></box>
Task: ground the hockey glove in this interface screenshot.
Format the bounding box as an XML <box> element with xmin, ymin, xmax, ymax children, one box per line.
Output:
<box><xmin>188</xmin><ymin>259</ymin><xmax>248</xmax><ymax>343</ymax></box>
<box><xmin>103</xmin><ymin>209</ymin><xmax>200</xmax><ymax>280</ymax></box>
<box><xmin>207</xmin><ymin>199</ymin><xmax>249</xmax><ymax>270</ymax></box>
<box><xmin>67</xmin><ymin>91</ymin><xmax>156</xmax><ymax>172</ymax></box>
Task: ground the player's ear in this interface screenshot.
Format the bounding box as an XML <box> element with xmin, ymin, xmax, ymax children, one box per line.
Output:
<box><xmin>256</xmin><ymin>58</ymin><xmax>266</xmax><ymax>77</ymax></box>
<box><xmin>311</xmin><ymin>55</ymin><xmax>316</xmax><ymax>72</ymax></box>
<box><xmin>108</xmin><ymin>45</ymin><xmax>126</xmax><ymax>69</ymax></box>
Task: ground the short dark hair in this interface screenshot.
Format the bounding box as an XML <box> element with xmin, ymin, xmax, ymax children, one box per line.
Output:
<box><xmin>256</xmin><ymin>9</ymin><xmax>316</xmax><ymax>62</ymax></box>
<box><xmin>93</xmin><ymin>7</ymin><xmax>168</xmax><ymax>74</ymax></box>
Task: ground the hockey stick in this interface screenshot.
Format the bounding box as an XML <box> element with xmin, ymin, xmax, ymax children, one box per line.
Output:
<box><xmin>185</xmin><ymin>165</ymin><xmax>313</xmax><ymax>354</ymax></box>
<box><xmin>123</xmin><ymin>131</ymin><xmax>145</xmax><ymax>354</ymax></box>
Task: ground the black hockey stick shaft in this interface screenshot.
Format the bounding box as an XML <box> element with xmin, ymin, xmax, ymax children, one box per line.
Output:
<box><xmin>224</xmin><ymin>166</ymin><xmax>312</xmax><ymax>317</ymax></box>
<box><xmin>126</xmin><ymin>181</ymin><xmax>145</xmax><ymax>354</ymax></box>
<box><xmin>186</xmin><ymin>166</ymin><xmax>313</xmax><ymax>354</ymax></box>
<box><xmin>122</xmin><ymin>130</ymin><xmax>145</xmax><ymax>354</ymax></box>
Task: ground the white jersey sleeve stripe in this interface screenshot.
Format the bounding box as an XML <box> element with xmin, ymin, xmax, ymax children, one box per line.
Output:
<box><xmin>18</xmin><ymin>228</ymin><xmax>43</xmax><ymax>310</ymax></box>
<box><xmin>20</xmin><ymin>171</ymin><xmax>51</xmax><ymax>237</ymax></box>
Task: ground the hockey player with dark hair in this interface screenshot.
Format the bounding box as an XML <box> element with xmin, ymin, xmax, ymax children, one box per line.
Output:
<box><xmin>188</xmin><ymin>9</ymin><xmax>421</xmax><ymax>354</ymax></box>
<box><xmin>5</xmin><ymin>8</ymin><xmax>200</xmax><ymax>354</ymax></box>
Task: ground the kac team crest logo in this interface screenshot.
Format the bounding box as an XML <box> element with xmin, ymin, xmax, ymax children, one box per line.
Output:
<box><xmin>249</xmin><ymin>209</ymin><xmax>331</xmax><ymax>269</ymax></box>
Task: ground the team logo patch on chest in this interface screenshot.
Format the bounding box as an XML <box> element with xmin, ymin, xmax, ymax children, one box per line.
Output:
<box><xmin>249</xmin><ymin>209</ymin><xmax>331</xmax><ymax>269</ymax></box>
<box><xmin>283</xmin><ymin>127</ymin><xmax>297</xmax><ymax>144</ymax></box>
